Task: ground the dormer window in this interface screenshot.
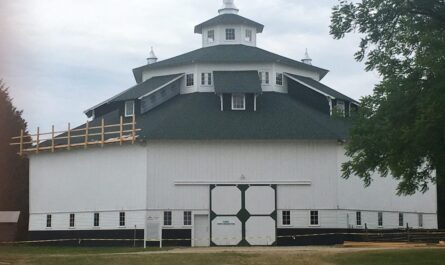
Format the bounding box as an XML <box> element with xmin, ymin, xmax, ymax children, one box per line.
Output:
<box><xmin>226</xmin><ymin>28</ymin><xmax>235</xmax><ymax>40</ymax></box>
<box><xmin>231</xmin><ymin>94</ymin><xmax>246</xmax><ymax>110</ymax></box>
<box><xmin>335</xmin><ymin>100</ymin><xmax>345</xmax><ymax>117</ymax></box>
<box><xmin>207</xmin><ymin>30</ymin><xmax>215</xmax><ymax>43</ymax></box>
<box><xmin>125</xmin><ymin>101</ymin><xmax>135</xmax><ymax>117</ymax></box>
<box><xmin>245</xmin><ymin>29</ymin><xmax>252</xmax><ymax>42</ymax></box>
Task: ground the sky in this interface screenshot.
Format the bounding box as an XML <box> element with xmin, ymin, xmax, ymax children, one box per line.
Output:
<box><xmin>0</xmin><ymin>0</ymin><xmax>380</xmax><ymax>134</ymax></box>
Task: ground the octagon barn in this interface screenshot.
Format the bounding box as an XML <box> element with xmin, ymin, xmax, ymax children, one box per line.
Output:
<box><xmin>28</xmin><ymin>0</ymin><xmax>437</xmax><ymax>247</ymax></box>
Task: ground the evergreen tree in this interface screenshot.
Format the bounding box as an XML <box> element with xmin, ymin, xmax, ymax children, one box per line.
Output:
<box><xmin>0</xmin><ymin>80</ymin><xmax>29</xmax><ymax>239</ymax></box>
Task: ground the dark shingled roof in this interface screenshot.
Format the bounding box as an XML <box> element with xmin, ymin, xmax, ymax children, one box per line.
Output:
<box><xmin>85</xmin><ymin>74</ymin><xmax>183</xmax><ymax>115</ymax></box>
<box><xmin>47</xmin><ymin>92</ymin><xmax>352</xmax><ymax>146</ymax></box>
<box><xmin>132</xmin><ymin>45</ymin><xmax>329</xmax><ymax>84</ymax></box>
<box><xmin>285</xmin><ymin>73</ymin><xmax>358</xmax><ymax>103</ymax></box>
<box><xmin>214</xmin><ymin>71</ymin><xmax>262</xmax><ymax>94</ymax></box>
<box><xmin>194</xmin><ymin>14</ymin><xmax>264</xmax><ymax>34</ymax></box>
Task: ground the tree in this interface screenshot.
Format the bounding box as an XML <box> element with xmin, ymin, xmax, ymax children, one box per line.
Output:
<box><xmin>0</xmin><ymin>80</ymin><xmax>29</xmax><ymax>240</ymax></box>
<box><xmin>330</xmin><ymin>0</ymin><xmax>445</xmax><ymax>227</ymax></box>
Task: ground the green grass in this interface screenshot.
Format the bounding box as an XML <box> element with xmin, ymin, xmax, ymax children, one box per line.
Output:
<box><xmin>0</xmin><ymin>246</ymin><xmax>444</xmax><ymax>265</ymax></box>
<box><xmin>329</xmin><ymin>249</ymin><xmax>445</xmax><ymax>265</ymax></box>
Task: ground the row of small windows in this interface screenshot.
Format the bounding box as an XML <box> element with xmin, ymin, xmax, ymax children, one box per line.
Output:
<box><xmin>281</xmin><ymin>211</ymin><xmax>424</xmax><ymax>228</ymax></box>
<box><xmin>163</xmin><ymin>211</ymin><xmax>192</xmax><ymax>226</ymax></box>
<box><xmin>46</xmin><ymin>212</ymin><xmax>127</xmax><ymax>228</ymax></box>
<box><xmin>207</xmin><ymin>29</ymin><xmax>253</xmax><ymax>43</ymax></box>
<box><xmin>185</xmin><ymin>72</ymin><xmax>284</xmax><ymax>88</ymax></box>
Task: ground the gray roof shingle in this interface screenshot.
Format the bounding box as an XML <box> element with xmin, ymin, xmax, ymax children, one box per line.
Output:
<box><xmin>214</xmin><ymin>71</ymin><xmax>262</xmax><ymax>94</ymax></box>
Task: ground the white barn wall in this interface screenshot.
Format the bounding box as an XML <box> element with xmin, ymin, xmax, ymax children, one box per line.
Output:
<box><xmin>29</xmin><ymin>145</ymin><xmax>147</xmax><ymax>231</ymax></box>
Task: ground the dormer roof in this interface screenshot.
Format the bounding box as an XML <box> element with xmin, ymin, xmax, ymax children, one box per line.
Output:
<box><xmin>194</xmin><ymin>14</ymin><xmax>264</xmax><ymax>34</ymax></box>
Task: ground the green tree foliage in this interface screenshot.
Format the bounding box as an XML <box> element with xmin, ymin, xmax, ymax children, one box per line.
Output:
<box><xmin>0</xmin><ymin>80</ymin><xmax>29</xmax><ymax>239</ymax></box>
<box><xmin>330</xmin><ymin>1</ymin><xmax>445</xmax><ymax>195</ymax></box>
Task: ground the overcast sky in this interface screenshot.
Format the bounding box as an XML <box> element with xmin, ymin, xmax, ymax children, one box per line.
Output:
<box><xmin>0</xmin><ymin>0</ymin><xmax>380</xmax><ymax>133</ymax></box>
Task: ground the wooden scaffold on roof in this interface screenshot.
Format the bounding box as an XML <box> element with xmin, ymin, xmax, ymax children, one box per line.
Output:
<box><xmin>10</xmin><ymin>115</ymin><xmax>140</xmax><ymax>156</ymax></box>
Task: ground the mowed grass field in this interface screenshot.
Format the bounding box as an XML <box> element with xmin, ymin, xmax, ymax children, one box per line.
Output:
<box><xmin>0</xmin><ymin>246</ymin><xmax>444</xmax><ymax>265</ymax></box>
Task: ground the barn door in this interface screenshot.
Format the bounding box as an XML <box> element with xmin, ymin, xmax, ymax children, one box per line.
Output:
<box><xmin>210</xmin><ymin>185</ymin><xmax>276</xmax><ymax>246</ymax></box>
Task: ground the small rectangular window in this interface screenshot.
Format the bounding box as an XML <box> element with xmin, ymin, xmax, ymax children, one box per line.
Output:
<box><xmin>164</xmin><ymin>211</ymin><xmax>172</xmax><ymax>226</ymax></box>
<box><xmin>335</xmin><ymin>100</ymin><xmax>346</xmax><ymax>117</ymax></box>
<box><xmin>186</xmin><ymin>74</ymin><xmax>194</xmax><ymax>87</ymax></box>
<box><xmin>310</xmin><ymin>211</ymin><xmax>319</xmax><ymax>226</ymax></box>
<box><xmin>276</xmin><ymin>73</ymin><xmax>283</xmax><ymax>86</ymax></box>
<box><xmin>125</xmin><ymin>101</ymin><xmax>135</xmax><ymax>117</ymax></box>
<box><xmin>184</xmin><ymin>211</ymin><xmax>192</xmax><ymax>226</ymax></box>
<box><xmin>356</xmin><ymin>212</ymin><xmax>362</xmax><ymax>226</ymax></box>
<box><xmin>231</xmin><ymin>94</ymin><xmax>246</xmax><ymax>110</ymax></box>
<box><xmin>207</xmin><ymin>30</ymin><xmax>215</xmax><ymax>43</ymax></box>
<box><xmin>245</xmin><ymin>29</ymin><xmax>252</xmax><ymax>42</ymax></box>
<box><xmin>226</xmin><ymin>28</ymin><xmax>235</xmax><ymax>40</ymax></box>
<box><xmin>399</xmin><ymin>213</ymin><xmax>404</xmax><ymax>227</ymax></box>
<box><xmin>207</xmin><ymin>73</ymin><xmax>212</xmax><ymax>85</ymax></box>
<box><xmin>259</xmin><ymin>72</ymin><xmax>270</xmax><ymax>85</ymax></box>
<box><xmin>46</xmin><ymin>214</ymin><xmax>52</xmax><ymax>228</ymax></box>
<box><xmin>201</xmin><ymin>73</ymin><xmax>206</xmax><ymax>85</ymax></box>
<box><xmin>119</xmin><ymin>212</ymin><xmax>126</xmax><ymax>227</ymax></box>
<box><xmin>282</xmin><ymin>211</ymin><xmax>291</xmax><ymax>226</ymax></box>
<box><xmin>69</xmin><ymin>214</ymin><xmax>75</xmax><ymax>228</ymax></box>
<box><xmin>418</xmin><ymin>213</ymin><xmax>423</xmax><ymax>228</ymax></box>
<box><xmin>378</xmin><ymin>212</ymin><xmax>383</xmax><ymax>227</ymax></box>
<box><xmin>94</xmin><ymin>213</ymin><xmax>100</xmax><ymax>227</ymax></box>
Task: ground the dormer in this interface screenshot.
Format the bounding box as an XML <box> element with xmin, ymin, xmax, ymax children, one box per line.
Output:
<box><xmin>194</xmin><ymin>0</ymin><xmax>264</xmax><ymax>48</ymax></box>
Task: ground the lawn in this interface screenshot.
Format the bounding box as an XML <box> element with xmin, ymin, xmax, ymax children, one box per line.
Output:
<box><xmin>0</xmin><ymin>246</ymin><xmax>444</xmax><ymax>265</ymax></box>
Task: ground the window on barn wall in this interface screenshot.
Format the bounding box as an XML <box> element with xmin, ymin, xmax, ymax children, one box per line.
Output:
<box><xmin>310</xmin><ymin>211</ymin><xmax>319</xmax><ymax>226</ymax></box>
<box><xmin>259</xmin><ymin>71</ymin><xmax>270</xmax><ymax>85</ymax></box>
<box><xmin>231</xmin><ymin>94</ymin><xmax>246</xmax><ymax>110</ymax></box>
<box><xmin>186</xmin><ymin>74</ymin><xmax>194</xmax><ymax>87</ymax></box>
<box><xmin>184</xmin><ymin>211</ymin><xmax>192</xmax><ymax>226</ymax></box>
<box><xmin>125</xmin><ymin>101</ymin><xmax>135</xmax><ymax>117</ymax></box>
<box><xmin>69</xmin><ymin>214</ymin><xmax>75</xmax><ymax>228</ymax></box>
<box><xmin>282</xmin><ymin>211</ymin><xmax>291</xmax><ymax>225</ymax></box>
<box><xmin>201</xmin><ymin>73</ymin><xmax>212</xmax><ymax>86</ymax></box>
<box><xmin>207</xmin><ymin>30</ymin><xmax>215</xmax><ymax>43</ymax></box>
<box><xmin>226</xmin><ymin>28</ymin><xmax>235</xmax><ymax>40</ymax></box>
<box><xmin>119</xmin><ymin>212</ymin><xmax>126</xmax><ymax>227</ymax></box>
<box><xmin>378</xmin><ymin>212</ymin><xmax>383</xmax><ymax>227</ymax></box>
<box><xmin>46</xmin><ymin>214</ymin><xmax>52</xmax><ymax>228</ymax></box>
<box><xmin>207</xmin><ymin>73</ymin><xmax>212</xmax><ymax>85</ymax></box>
<box><xmin>245</xmin><ymin>29</ymin><xmax>252</xmax><ymax>42</ymax></box>
<box><xmin>418</xmin><ymin>214</ymin><xmax>423</xmax><ymax>228</ymax></box>
<box><xmin>94</xmin><ymin>213</ymin><xmax>100</xmax><ymax>227</ymax></box>
<box><xmin>398</xmin><ymin>213</ymin><xmax>404</xmax><ymax>227</ymax></box>
<box><xmin>356</xmin><ymin>211</ymin><xmax>362</xmax><ymax>226</ymax></box>
<box><xmin>164</xmin><ymin>211</ymin><xmax>172</xmax><ymax>226</ymax></box>
<box><xmin>276</xmin><ymin>73</ymin><xmax>283</xmax><ymax>86</ymax></box>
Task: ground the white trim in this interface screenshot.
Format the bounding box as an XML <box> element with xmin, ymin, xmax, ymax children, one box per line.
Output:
<box><xmin>138</xmin><ymin>74</ymin><xmax>185</xmax><ymax>100</ymax></box>
<box><xmin>328</xmin><ymin>97</ymin><xmax>333</xmax><ymax>116</ymax></box>
<box><xmin>231</xmin><ymin>93</ymin><xmax>246</xmax><ymax>110</ymax></box>
<box><xmin>284</xmin><ymin>73</ymin><xmax>335</xmax><ymax>99</ymax></box>
<box><xmin>254</xmin><ymin>94</ymin><xmax>257</xmax><ymax>112</ymax></box>
<box><xmin>220</xmin><ymin>94</ymin><xmax>223</xmax><ymax>111</ymax></box>
<box><xmin>174</xmin><ymin>180</ymin><xmax>311</xmax><ymax>186</ymax></box>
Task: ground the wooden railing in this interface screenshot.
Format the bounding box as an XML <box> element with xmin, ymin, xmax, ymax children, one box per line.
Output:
<box><xmin>10</xmin><ymin>115</ymin><xmax>140</xmax><ymax>156</ymax></box>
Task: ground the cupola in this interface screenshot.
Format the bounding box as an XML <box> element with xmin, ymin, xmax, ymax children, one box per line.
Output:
<box><xmin>194</xmin><ymin>0</ymin><xmax>264</xmax><ymax>48</ymax></box>
<box><xmin>147</xmin><ymin>47</ymin><xmax>158</xmax><ymax>65</ymax></box>
<box><xmin>302</xmin><ymin>49</ymin><xmax>312</xmax><ymax>65</ymax></box>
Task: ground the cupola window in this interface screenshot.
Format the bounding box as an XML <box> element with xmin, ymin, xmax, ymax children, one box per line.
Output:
<box><xmin>226</xmin><ymin>28</ymin><xmax>235</xmax><ymax>40</ymax></box>
<box><xmin>245</xmin><ymin>29</ymin><xmax>252</xmax><ymax>42</ymax></box>
<box><xmin>231</xmin><ymin>94</ymin><xmax>246</xmax><ymax>110</ymax></box>
<box><xmin>125</xmin><ymin>101</ymin><xmax>135</xmax><ymax>117</ymax></box>
<box><xmin>207</xmin><ymin>30</ymin><xmax>215</xmax><ymax>43</ymax></box>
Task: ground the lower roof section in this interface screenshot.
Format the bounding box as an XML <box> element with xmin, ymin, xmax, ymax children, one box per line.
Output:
<box><xmin>135</xmin><ymin>92</ymin><xmax>351</xmax><ymax>140</ymax></box>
